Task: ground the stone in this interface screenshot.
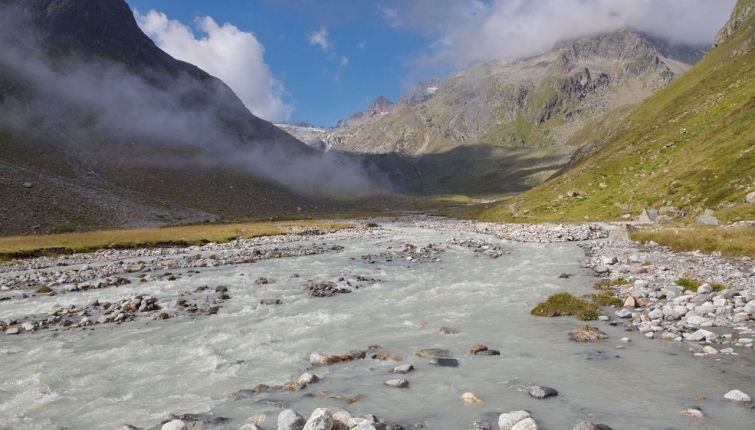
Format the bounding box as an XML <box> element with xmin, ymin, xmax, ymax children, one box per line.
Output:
<box><xmin>461</xmin><ymin>392</ymin><xmax>484</xmax><ymax>403</ymax></box>
<box><xmin>687</xmin><ymin>329</ymin><xmax>716</xmax><ymax>342</ymax></box>
<box><xmin>310</xmin><ymin>353</ymin><xmax>331</xmax><ymax>367</ymax></box>
<box><xmin>744</xmin><ymin>300</ymin><xmax>755</xmax><ymax>315</ymax></box>
<box><xmin>697</xmin><ymin>284</ymin><xmax>713</xmax><ymax>294</ymax></box>
<box><xmin>498</xmin><ymin>411</ymin><xmax>531</xmax><ymax>430</ymax></box>
<box><xmin>278</xmin><ymin>409</ymin><xmax>306</xmax><ymax>430</ymax></box>
<box><xmin>111</xmin><ymin>426</ymin><xmax>141</xmax><ymax>430</ymax></box>
<box><xmin>686</xmin><ymin>316</ymin><xmax>711</xmax><ymax>326</ymax></box>
<box><xmin>638</xmin><ymin>209</ymin><xmax>658</xmax><ymax>224</ymax></box>
<box><xmin>608</xmin><ymin>224</ymin><xmax>637</xmax><ymax>242</ymax></box>
<box><xmin>723</xmin><ymin>390</ymin><xmax>752</xmax><ymax>403</ymax></box>
<box><xmin>351</xmin><ymin>424</ymin><xmax>376</xmax><ymax>430</ymax></box>
<box><xmin>416</xmin><ymin>348</ymin><xmax>451</xmax><ymax>358</ymax></box>
<box><xmin>472</xmin><ymin>420</ymin><xmax>491</xmax><ymax>430</ymax></box>
<box><xmin>615</xmin><ymin>309</ymin><xmax>632</xmax><ymax>318</ymax></box>
<box><xmin>240</xmin><ymin>425</ymin><xmax>262</xmax><ymax>430</ymax></box>
<box><xmin>696</xmin><ymin>216</ymin><xmax>721</xmax><ymax>226</ymax></box>
<box><xmin>331</xmin><ymin>410</ymin><xmax>352</xmax><ymax>430</ymax></box>
<box><xmin>703</xmin><ymin>346</ymin><xmax>719</xmax><ymax>355</ymax></box>
<box><xmin>747</xmin><ymin>192</ymin><xmax>755</xmax><ymax>204</ymax></box>
<box><xmin>5</xmin><ymin>327</ymin><xmax>19</xmax><ymax>335</ymax></box>
<box><xmin>595</xmin><ymin>266</ymin><xmax>610</xmax><ymax>274</ymax></box>
<box><xmin>303</xmin><ymin>408</ymin><xmax>333</xmax><ymax>430</ymax></box>
<box><xmin>470</xmin><ymin>344</ymin><xmax>488</xmax><ymax>354</ymax></box>
<box><xmin>680</xmin><ymin>408</ymin><xmax>704</xmax><ymax>419</ymax></box>
<box><xmin>570</xmin><ymin>325</ymin><xmax>607</xmax><ymax>342</ymax></box>
<box><xmin>439</xmin><ymin>326</ymin><xmax>457</xmax><ymax>334</ymax></box>
<box><xmin>429</xmin><ymin>358</ymin><xmax>459</xmax><ymax>367</ymax></box>
<box><xmin>528</xmin><ymin>385</ymin><xmax>558</xmax><ymax>399</ymax></box>
<box><xmin>601</xmin><ymin>256</ymin><xmax>618</xmax><ymax>265</ymax></box>
<box><xmin>511</xmin><ymin>418</ymin><xmax>538</xmax><ymax>430</ymax></box>
<box><xmin>572</xmin><ymin>423</ymin><xmax>600</xmax><ymax>430</ymax></box>
<box><xmin>384</xmin><ymin>379</ymin><xmax>410</xmax><ymax>388</ymax></box>
<box><xmin>648</xmin><ymin>309</ymin><xmax>664</xmax><ymax>320</ymax></box>
<box><xmin>390</xmin><ymin>364</ymin><xmax>414</xmax><ymax>374</ymax></box>
<box><xmin>247</xmin><ymin>413</ymin><xmax>269</xmax><ymax>425</ymax></box>
<box><xmin>298</xmin><ymin>373</ymin><xmax>320</xmax><ymax>385</ymax></box>
<box><xmin>476</xmin><ymin>349</ymin><xmax>501</xmax><ymax>356</ymax></box>
<box><xmin>644</xmin><ymin>332</ymin><xmax>654</xmax><ymax>339</ymax></box>
<box><xmin>661</xmin><ymin>332</ymin><xmax>677</xmax><ymax>341</ymax></box>
<box><xmin>634</xmin><ymin>280</ymin><xmax>649</xmax><ymax>289</ymax></box>
<box><xmin>674</xmin><ymin>306</ymin><xmax>689</xmax><ymax>316</ymax></box>
<box><xmin>161</xmin><ymin>421</ymin><xmax>188</xmax><ymax>430</ymax></box>
<box><xmin>624</xmin><ymin>296</ymin><xmax>636</xmax><ymax>308</ymax></box>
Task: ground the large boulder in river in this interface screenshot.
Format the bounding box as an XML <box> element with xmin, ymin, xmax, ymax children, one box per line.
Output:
<box><xmin>511</xmin><ymin>418</ymin><xmax>538</xmax><ymax>430</ymax></box>
<box><xmin>302</xmin><ymin>408</ymin><xmax>333</xmax><ymax>430</ymax></box>
<box><xmin>278</xmin><ymin>409</ymin><xmax>306</xmax><ymax>430</ymax></box>
<box><xmin>498</xmin><ymin>411</ymin><xmax>531</xmax><ymax>430</ymax></box>
<box><xmin>724</xmin><ymin>389</ymin><xmax>752</xmax><ymax>403</ymax></box>
<box><xmin>161</xmin><ymin>421</ymin><xmax>187</xmax><ymax>430</ymax></box>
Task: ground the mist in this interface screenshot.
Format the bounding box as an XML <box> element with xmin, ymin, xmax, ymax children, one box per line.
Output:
<box><xmin>381</xmin><ymin>0</ymin><xmax>737</xmax><ymax>72</ymax></box>
<box><xmin>0</xmin><ymin>4</ymin><xmax>389</xmax><ymax>198</ymax></box>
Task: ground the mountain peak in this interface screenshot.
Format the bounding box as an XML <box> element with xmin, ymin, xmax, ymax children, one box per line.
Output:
<box><xmin>336</xmin><ymin>95</ymin><xmax>396</xmax><ymax>129</ymax></box>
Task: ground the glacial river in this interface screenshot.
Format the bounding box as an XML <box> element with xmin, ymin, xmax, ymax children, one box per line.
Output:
<box><xmin>0</xmin><ymin>223</ymin><xmax>753</xmax><ymax>429</ymax></box>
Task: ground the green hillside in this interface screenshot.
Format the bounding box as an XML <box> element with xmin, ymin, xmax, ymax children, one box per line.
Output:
<box><xmin>482</xmin><ymin>0</ymin><xmax>755</xmax><ymax>224</ymax></box>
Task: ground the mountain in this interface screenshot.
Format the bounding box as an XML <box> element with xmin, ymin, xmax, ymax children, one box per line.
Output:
<box><xmin>335</xmin><ymin>95</ymin><xmax>396</xmax><ymax>129</ymax></box>
<box><xmin>0</xmin><ymin>0</ymin><xmax>377</xmax><ymax>236</ymax></box>
<box><xmin>325</xmin><ymin>30</ymin><xmax>704</xmax><ymax>196</ymax></box>
<box><xmin>398</xmin><ymin>77</ymin><xmax>443</xmax><ymax>106</ymax></box>
<box><xmin>481</xmin><ymin>0</ymin><xmax>755</xmax><ymax>224</ymax></box>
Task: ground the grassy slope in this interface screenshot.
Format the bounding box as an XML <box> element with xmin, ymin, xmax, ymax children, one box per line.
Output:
<box><xmin>482</xmin><ymin>2</ymin><xmax>755</xmax><ymax>224</ymax></box>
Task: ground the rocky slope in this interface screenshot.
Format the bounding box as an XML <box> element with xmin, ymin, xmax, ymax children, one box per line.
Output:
<box><xmin>397</xmin><ymin>77</ymin><xmax>443</xmax><ymax>106</ymax></box>
<box><xmin>336</xmin><ymin>95</ymin><xmax>396</xmax><ymax>129</ymax></box>
<box><xmin>323</xmin><ymin>30</ymin><xmax>703</xmax><ymax>196</ymax></box>
<box><xmin>481</xmin><ymin>0</ymin><xmax>755</xmax><ymax>223</ymax></box>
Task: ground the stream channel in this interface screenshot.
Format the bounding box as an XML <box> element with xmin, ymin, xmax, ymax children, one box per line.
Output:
<box><xmin>1</xmin><ymin>222</ymin><xmax>753</xmax><ymax>429</ymax></box>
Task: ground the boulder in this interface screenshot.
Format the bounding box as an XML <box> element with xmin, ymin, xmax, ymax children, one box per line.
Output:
<box><xmin>472</xmin><ymin>419</ymin><xmax>491</xmax><ymax>430</ymax></box>
<box><xmin>331</xmin><ymin>410</ymin><xmax>352</xmax><ymax>430</ymax></box>
<box><xmin>240</xmin><ymin>425</ymin><xmax>262</xmax><ymax>430</ymax></box>
<box><xmin>461</xmin><ymin>392</ymin><xmax>484</xmax><ymax>403</ymax></box>
<box><xmin>161</xmin><ymin>421</ymin><xmax>187</xmax><ymax>430</ymax></box>
<box><xmin>511</xmin><ymin>418</ymin><xmax>538</xmax><ymax>430</ymax></box>
<box><xmin>303</xmin><ymin>408</ymin><xmax>333</xmax><ymax>430</ymax></box>
<box><xmin>637</xmin><ymin>209</ymin><xmax>658</xmax><ymax>224</ymax></box>
<box><xmin>615</xmin><ymin>309</ymin><xmax>632</xmax><ymax>318</ymax></box>
<box><xmin>607</xmin><ymin>224</ymin><xmax>637</xmax><ymax>242</ymax></box>
<box><xmin>415</xmin><ymin>348</ymin><xmax>451</xmax><ymax>358</ymax></box>
<box><xmin>310</xmin><ymin>353</ymin><xmax>331</xmax><ymax>367</ymax></box>
<box><xmin>498</xmin><ymin>411</ymin><xmax>531</xmax><ymax>430</ymax></box>
<box><xmin>528</xmin><ymin>385</ymin><xmax>558</xmax><ymax>399</ymax></box>
<box><xmin>747</xmin><ymin>192</ymin><xmax>755</xmax><ymax>204</ymax></box>
<box><xmin>278</xmin><ymin>409</ymin><xmax>306</xmax><ymax>430</ymax></box>
<box><xmin>697</xmin><ymin>284</ymin><xmax>713</xmax><ymax>294</ymax></box>
<box><xmin>298</xmin><ymin>373</ymin><xmax>320</xmax><ymax>385</ymax></box>
<box><xmin>470</xmin><ymin>344</ymin><xmax>488</xmax><ymax>354</ymax></box>
<box><xmin>384</xmin><ymin>379</ymin><xmax>410</xmax><ymax>388</ymax></box>
<box><xmin>680</xmin><ymin>408</ymin><xmax>704</xmax><ymax>418</ymax></box>
<box><xmin>723</xmin><ymin>390</ymin><xmax>752</xmax><ymax>403</ymax></box>
<box><xmin>572</xmin><ymin>423</ymin><xmax>600</xmax><ymax>430</ymax></box>
<box><xmin>648</xmin><ymin>309</ymin><xmax>664</xmax><ymax>320</ymax></box>
<box><xmin>429</xmin><ymin>358</ymin><xmax>459</xmax><ymax>367</ymax></box>
<box><xmin>696</xmin><ymin>216</ymin><xmax>721</xmax><ymax>226</ymax></box>
<box><xmin>390</xmin><ymin>364</ymin><xmax>414</xmax><ymax>374</ymax></box>
<box><xmin>570</xmin><ymin>325</ymin><xmax>607</xmax><ymax>342</ymax></box>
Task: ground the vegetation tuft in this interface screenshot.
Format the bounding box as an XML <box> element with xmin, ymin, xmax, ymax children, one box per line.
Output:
<box><xmin>531</xmin><ymin>292</ymin><xmax>600</xmax><ymax>321</ymax></box>
<box><xmin>593</xmin><ymin>277</ymin><xmax>629</xmax><ymax>291</ymax></box>
<box><xmin>593</xmin><ymin>293</ymin><xmax>624</xmax><ymax>307</ymax></box>
<box><xmin>34</xmin><ymin>286</ymin><xmax>52</xmax><ymax>294</ymax></box>
<box><xmin>631</xmin><ymin>226</ymin><xmax>755</xmax><ymax>259</ymax></box>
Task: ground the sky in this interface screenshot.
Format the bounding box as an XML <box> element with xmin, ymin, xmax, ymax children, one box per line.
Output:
<box><xmin>126</xmin><ymin>0</ymin><xmax>737</xmax><ymax>128</ymax></box>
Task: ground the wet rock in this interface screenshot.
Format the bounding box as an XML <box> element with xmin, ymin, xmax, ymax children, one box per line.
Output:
<box><xmin>511</xmin><ymin>418</ymin><xmax>538</xmax><ymax>430</ymax></box>
<box><xmin>415</xmin><ymin>348</ymin><xmax>451</xmax><ymax>358</ymax></box>
<box><xmin>471</xmin><ymin>420</ymin><xmax>491</xmax><ymax>430</ymax></box>
<box><xmin>429</xmin><ymin>358</ymin><xmax>459</xmax><ymax>367</ymax></box>
<box><xmin>439</xmin><ymin>326</ymin><xmax>457</xmax><ymax>334</ymax></box>
<box><xmin>559</xmin><ymin>273</ymin><xmax>570</xmax><ymax>279</ymax></box>
<box><xmin>385</xmin><ymin>379</ymin><xmax>410</xmax><ymax>388</ymax></box>
<box><xmin>475</xmin><ymin>349</ymin><xmax>501</xmax><ymax>356</ymax></box>
<box><xmin>303</xmin><ymin>408</ymin><xmax>333</xmax><ymax>430</ymax></box>
<box><xmin>469</xmin><ymin>344</ymin><xmax>488</xmax><ymax>354</ymax></box>
<box><xmin>349</xmin><ymin>350</ymin><xmax>367</xmax><ymax>360</ymax></box>
<box><xmin>498</xmin><ymin>411</ymin><xmax>531</xmax><ymax>430</ymax></box>
<box><xmin>390</xmin><ymin>364</ymin><xmax>414</xmax><ymax>374</ymax></box>
<box><xmin>260</xmin><ymin>299</ymin><xmax>282</xmax><ymax>305</ymax></box>
<box><xmin>111</xmin><ymin>425</ymin><xmax>142</xmax><ymax>430</ymax></box>
<box><xmin>680</xmin><ymin>408</ymin><xmax>704</xmax><ymax>418</ymax></box>
<box><xmin>298</xmin><ymin>373</ymin><xmax>320</xmax><ymax>385</ymax></box>
<box><xmin>461</xmin><ymin>392</ymin><xmax>484</xmax><ymax>403</ymax></box>
<box><xmin>279</xmin><ymin>409</ymin><xmax>307</xmax><ymax>430</ymax></box>
<box><xmin>615</xmin><ymin>309</ymin><xmax>632</xmax><ymax>318</ymax></box>
<box><xmin>723</xmin><ymin>390</ymin><xmax>752</xmax><ymax>403</ymax></box>
<box><xmin>255</xmin><ymin>277</ymin><xmax>270</xmax><ymax>285</ymax></box>
<box><xmin>331</xmin><ymin>410</ymin><xmax>352</xmax><ymax>430</ymax></box>
<box><xmin>352</xmin><ymin>423</ymin><xmax>377</xmax><ymax>430</ymax></box>
<box><xmin>570</xmin><ymin>325</ymin><xmax>607</xmax><ymax>342</ymax></box>
<box><xmin>310</xmin><ymin>353</ymin><xmax>331</xmax><ymax>367</ymax></box>
<box><xmin>5</xmin><ymin>327</ymin><xmax>19</xmax><ymax>335</ymax></box>
<box><xmin>161</xmin><ymin>421</ymin><xmax>187</xmax><ymax>430</ymax></box>
<box><xmin>528</xmin><ymin>386</ymin><xmax>558</xmax><ymax>399</ymax></box>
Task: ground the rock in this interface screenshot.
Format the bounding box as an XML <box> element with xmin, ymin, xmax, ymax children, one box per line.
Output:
<box><xmin>351</xmin><ymin>424</ymin><xmax>377</xmax><ymax>430</ymax></box>
<box><xmin>161</xmin><ymin>421</ymin><xmax>188</xmax><ymax>430</ymax></box>
<box><xmin>461</xmin><ymin>392</ymin><xmax>484</xmax><ymax>403</ymax></box>
<box><xmin>384</xmin><ymin>379</ymin><xmax>410</xmax><ymax>388</ymax></box>
<box><xmin>744</xmin><ymin>300</ymin><xmax>755</xmax><ymax>315</ymax></box>
<box><xmin>703</xmin><ymin>346</ymin><xmax>719</xmax><ymax>355</ymax></box>
<box><xmin>498</xmin><ymin>411</ymin><xmax>531</xmax><ymax>430</ymax></box>
<box><xmin>680</xmin><ymin>408</ymin><xmax>704</xmax><ymax>418</ymax></box>
<box><xmin>279</xmin><ymin>409</ymin><xmax>307</xmax><ymax>430</ymax></box>
<box><xmin>240</xmin><ymin>425</ymin><xmax>262</xmax><ymax>430</ymax></box>
<box><xmin>469</xmin><ymin>344</ymin><xmax>488</xmax><ymax>354</ymax></box>
<box><xmin>472</xmin><ymin>419</ymin><xmax>491</xmax><ymax>430</ymax></box>
<box><xmin>511</xmin><ymin>418</ymin><xmax>538</xmax><ymax>430</ymax></box>
<box><xmin>439</xmin><ymin>326</ymin><xmax>457</xmax><ymax>334</ymax></box>
<box><xmin>637</xmin><ymin>209</ymin><xmax>658</xmax><ymax>224</ymax></box>
<box><xmin>697</xmin><ymin>284</ymin><xmax>713</xmax><ymax>294</ymax></box>
<box><xmin>644</xmin><ymin>332</ymin><xmax>654</xmax><ymax>339</ymax></box>
<box><xmin>5</xmin><ymin>327</ymin><xmax>19</xmax><ymax>335</ymax></box>
<box><xmin>608</xmin><ymin>224</ymin><xmax>637</xmax><ymax>242</ymax></box>
<box><xmin>686</xmin><ymin>316</ymin><xmax>711</xmax><ymax>326</ymax></box>
<box><xmin>331</xmin><ymin>411</ymin><xmax>352</xmax><ymax>430</ymax></box>
<box><xmin>260</xmin><ymin>299</ymin><xmax>282</xmax><ymax>305</ymax></box>
<box><xmin>634</xmin><ymin>280</ymin><xmax>649</xmax><ymax>289</ymax></box>
<box><xmin>723</xmin><ymin>390</ymin><xmax>752</xmax><ymax>403</ymax></box>
<box><xmin>696</xmin><ymin>216</ymin><xmax>721</xmax><ymax>226</ymax></box>
<box><xmin>601</xmin><ymin>256</ymin><xmax>618</xmax><ymax>265</ymax></box>
<box><xmin>310</xmin><ymin>353</ymin><xmax>331</xmax><ymax>367</ymax></box>
<box><xmin>648</xmin><ymin>309</ymin><xmax>664</xmax><ymax>320</ymax></box>
<box><xmin>303</xmin><ymin>408</ymin><xmax>333</xmax><ymax>430</ymax></box>
<box><xmin>23</xmin><ymin>182</ymin><xmax>33</xmax><ymax>188</ymax></box>
<box><xmin>415</xmin><ymin>348</ymin><xmax>451</xmax><ymax>358</ymax></box>
<box><xmin>615</xmin><ymin>309</ymin><xmax>632</xmax><ymax>318</ymax></box>
<box><xmin>429</xmin><ymin>358</ymin><xmax>459</xmax><ymax>367</ymax></box>
<box><xmin>595</xmin><ymin>266</ymin><xmax>610</xmax><ymax>274</ymax></box>
<box><xmin>528</xmin><ymin>385</ymin><xmax>558</xmax><ymax>399</ymax></box>
<box><xmin>111</xmin><ymin>425</ymin><xmax>141</xmax><ymax>430</ymax></box>
<box><xmin>572</xmin><ymin>423</ymin><xmax>600</xmax><ymax>430</ymax></box>
<box><xmin>624</xmin><ymin>296</ymin><xmax>636</xmax><ymax>308</ymax></box>
<box><xmin>747</xmin><ymin>192</ymin><xmax>755</xmax><ymax>204</ymax></box>
<box><xmin>390</xmin><ymin>364</ymin><xmax>414</xmax><ymax>374</ymax></box>
<box><xmin>247</xmin><ymin>413</ymin><xmax>269</xmax><ymax>425</ymax></box>
<box><xmin>298</xmin><ymin>373</ymin><xmax>320</xmax><ymax>385</ymax></box>
<box><xmin>570</xmin><ymin>325</ymin><xmax>607</xmax><ymax>342</ymax></box>
<box><xmin>661</xmin><ymin>332</ymin><xmax>677</xmax><ymax>341</ymax></box>
<box><xmin>476</xmin><ymin>349</ymin><xmax>501</xmax><ymax>356</ymax></box>
<box><xmin>687</xmin><ymin>329</ymin><xmax>716</xmax><ymax>342</ymax></box>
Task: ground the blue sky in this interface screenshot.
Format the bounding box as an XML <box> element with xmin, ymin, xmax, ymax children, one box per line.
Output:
<box><xmin>125</xmin><ymin>0</ymin><xmax>735</xmax><ymax>127</ymax></box>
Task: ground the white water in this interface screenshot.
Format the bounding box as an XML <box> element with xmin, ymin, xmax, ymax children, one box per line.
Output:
<box><xmin>1</xmin><ymin>224</ymin><xmax>753</xmax><ymax>429</ymax></box>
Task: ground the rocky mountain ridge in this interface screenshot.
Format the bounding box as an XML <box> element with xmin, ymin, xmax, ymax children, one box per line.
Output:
<box><xmin>335</xmin><ymin>95</ymin><xmax>396</xmax><ymax>129</ymax></box>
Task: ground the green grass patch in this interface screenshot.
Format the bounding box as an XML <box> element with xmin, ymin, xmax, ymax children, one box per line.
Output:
<box><xmin>631</xmin><ymin>226</ymin><xmax>755</xmax><ymax>259</ymax></box>
<box><xmin>531</xmin><ymin>292</ymin><xmax>600</xmax><ymax>321</ymax></box>
<box><xmin>593</xmin><ymin>293</ymin><xmax>624</xmax><ymax>307</ymax></box>
<box><xmin>593</xmin><ymin>277</ymin><xmax>629</xmax><ymax>291</ymax></box>
<box><xmin>676</xmin><ymin>278</ymin><xmax>702</xmax><ymax>289</ymax></box>
<box><xmin>34</xmin><ymin>286</ymin><xmax>52</xmax><ymax>294</ymax></box>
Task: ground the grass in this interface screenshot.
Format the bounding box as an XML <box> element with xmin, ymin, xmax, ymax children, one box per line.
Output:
<box><xmin>593</xmin><ymin>277</ymin><xmax>629</xmax><ymax>291</ymax></box>
<box><xmin>531</xmin><ymin>292</ymin><xmax>600</xmax><ymax>321</ymax></box>
<box><xmin>480</xmin><ymin>0</ymin><xmax>755</xmax><ymax>224</ymax></box>
<box><xmin>0</xmin><ymin>220</ymin><xmax>351</xmax><ymax>261</ymax></box>
<box><xmin>676</xmin><ymin>277</ymin><xmax>727</xmax><ymax>292</ymax></box>
<box><xmin>631</xmin><ymin>225</ymin><xmax>755</xmax><ymax>259</ymax></box>
<box><xmin>593</xmin><ymin>293</ymin><xmax>624</xmax><ymax>307</ymax></box>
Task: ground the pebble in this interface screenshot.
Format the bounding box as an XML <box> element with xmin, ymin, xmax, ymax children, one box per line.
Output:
<box><xmin>528</xmin><ymin>385</ymin><xmax>558</xmax><ymax>399</ymax></box>
<box><xmin>390</xmin><ymin>364</ymin><xmax>414</xmax><ymax>374</ymax></box>
<box><xmin>498</xmin><ymin>411</ymin><xmax>531</xmax><ymax>430</ymax></box>
<box><xmin>384</xmin><ymin>379</ymin><xmax>410</xmax><ymax>388</ymax></box>
<box><xmin>723</xmin><ymin>390</ymin><xmax>752</xmax><ymax>403</ymax></box>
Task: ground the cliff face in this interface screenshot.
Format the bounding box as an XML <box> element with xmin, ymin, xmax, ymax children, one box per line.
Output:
<box><xmin>336</xmin><ymin>95</ymin><xmax>396</xmax><ymax>129</ymax></box>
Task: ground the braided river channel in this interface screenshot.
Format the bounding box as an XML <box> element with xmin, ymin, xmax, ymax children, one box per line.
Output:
<box><xmin>0</xmin><ymin>221</ymin><xmax>753</xmax><ymax>429</ymax></box>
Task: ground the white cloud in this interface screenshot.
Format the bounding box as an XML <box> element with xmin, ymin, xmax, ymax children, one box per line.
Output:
<box><xmin>340</xmin><ymin>56</ymin><xmax>349</xmax><ymax>66</ymax></box>
<box><xmin>135</xmin><ymin>10</ymin><xmax>292</xmax><ymax>122</ymax></box>
<box><xmin>357</xmin><ymin>40</ymin><xmax>367</xmax><ymax>50</ymax></box>
<box><xmin>308</xmin><ymin>26</ymin><xmax>331</xmax><ymax>51</ymax></box>
<box><xmin>381</xmin><ymin>0</ymin><xmax>738</xmax><ymax>70</ymax></box>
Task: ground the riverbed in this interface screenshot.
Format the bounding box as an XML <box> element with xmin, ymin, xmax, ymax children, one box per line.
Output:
<box><xmin>0</xmin><ymin>220</ymin><xmax>753</xmax><ymax>429</ymax></box>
